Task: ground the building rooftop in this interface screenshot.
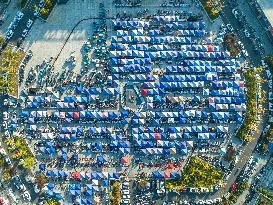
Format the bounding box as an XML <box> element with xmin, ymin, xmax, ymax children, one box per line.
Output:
<box><xmin>257</xmin><ymin>0</ymin><xmax>273</xmax><ymax>29</ymax></box>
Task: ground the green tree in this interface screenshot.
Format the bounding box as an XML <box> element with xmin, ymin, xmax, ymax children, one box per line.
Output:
<box><xmin>265</xmin><ymin>55</ymin><xmax>273</xmax><ymax>73</ymax></box>
<box><xmin>45</xmin><ymin>0</ymin><xmax>53</xmax><ymax>8</ymax></box>
<box><xmin>40</xmin><ymin>8</ymin><xmax>49</xmax><ymax>16</ymax></box>
<box><xmin>19</xmin><ymin>156</ymin><xmax>35</xmax><ymax>169</ymax></box>
<box><xmin>35</xmin><ymin>173</ymin><xmax>48</xmax><ymax>189</ymax></box>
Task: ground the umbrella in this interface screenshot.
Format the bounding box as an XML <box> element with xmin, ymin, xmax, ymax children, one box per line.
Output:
<box><xmin>47</xmin><ymin>183</ymin><xmax>54</xmax><ymax>190</ymax></box>
<box><xmin>55</xmin><ymin>194</ymin><xmax>63</xmax><ymax>201</ymax></box>
<box><xmin>39</xmin><ymin>164</ymin><xmax>45</xmax><ymax>171</ymax></box>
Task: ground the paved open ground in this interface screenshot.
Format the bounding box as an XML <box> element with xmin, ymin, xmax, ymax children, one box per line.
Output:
<box><xmin>21</xmin><ymin>0</ymin><xmax>222</xmax><ymax>86</ymax></box>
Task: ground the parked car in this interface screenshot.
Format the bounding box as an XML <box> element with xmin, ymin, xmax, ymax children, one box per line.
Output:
<box><xmin>232</xmin><ymin>8</ymin><xmax>239</xmax><ymax>18</ymax></box>
<box><xmin>22</xmin><ymin>29</ymin><xmax>29</xmax><ymax>38</ymax></box>
<box><xmin>226</xmin><ymin>24</ymin><xmax>234</xmax><ymax>32</ymax></box>
<box><xmin>3</xmin><ymin>112</ymin><xmax>8</xmax><ymax>120</ymax></box>
<box><xmin>16</xmin><ymin>11</ymin><xmax>24</xmax><ymax>20</ymax></box>
<box><xmin>6</xmin><ymin>30</ymin><xmax>14</xmax><ymax>39</ymax></box>
<box><xmin>122</xmin><ymin>190</ymin><xmax>130</xmax><ymax>195</ymax></box>
<box><xmin>244</xmin><ymin>29</ymin><xmax>250</xmax><ymax>37</ymax></box>
<box><xmin>22</xmin><ymin>191</ymin><xmax>31</xmax><ymax>202</ymax></box>
<box><xmin>26</xmin><ymin>19</ymin><xmax>33</xmax><ymax>28</ymax></box>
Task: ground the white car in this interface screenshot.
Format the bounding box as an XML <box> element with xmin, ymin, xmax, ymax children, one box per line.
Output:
<box><xmin>122</xmin><ymin>194</ymin><xmax>130</xmax><ymax>199</ymax></box>
<box><xmin>226</xmin><ymin>24</ymin><xmax>234</xmax><ymax>32</ymax></box>
<box><xmin>3</xmin><ymin>112</ymin><xmax>8</xmax><ymax>120</ymax></box>
<box><xmin>121</xmin><ymin>199</ymin><xmax>130</xmax><ymax>204</ymax></box>
<box><xmin>215</xmin><ymin>198</ymin><xmax>222</xmax><ymax>202</ymax></box>
<box><xmin>18</xmin><ymin>184</ymin><xmax>27</xmax><ymax>192</ymax></box>
<box><xmin>232</xmin><ymin>9</ymin><xmax>239</xmax><ymax>18</ymax></box>
<box><xmin>34</xmin><ymin>10</ymin><xmax>39</xmax><ymax>16</ymax></box>
<box><xmin>242</xmin><ymin>50</ymin><xmax>248</xmax><ymax>57</ymax></box>
<box><xmin>26</xmin><ymin>19</ymin><xmax>33</xmax><ymax>28</ymax></box>
<box><xmin>5</xmin><ymin>157</ymin><xmax>12</xmax><ymax>165</ymax></box>
<box><xmin>22</xmin><ymin>29</ymin><xmax>29</xmax><ymax>38</ymax></box>
<box><xmin>22</xmin><ymin>191</ymin><xmax>31</xmax><ymax>201</ymax></box>
<box><xmin>6</xmin><ymin>30</ymin><xmax>14</xmax><ymax>39</ymax></box>
<box><xmin>16</xmin><ymin>11</ymin><xmax>24</xmax><ymax>20</ymax></box>
<box><xmin>34</xmin><ymin>184</ymin><xmax>40</xmax><ymax>193</ymax></box>
<box><xmin>244</xmin><ymin>29</ymin><xmax>250</xmax><ymax>37</ymax></box>
<box><xmin>122</xmin><ymin>190</ymin><xmax>130</xmax><ymax>195</ymax></box>
<box><xmin>2</xmin><ymin>121</ymin><xmax>8</xmax><ymax>130</ymax></box>
<box><xmin>0</xmin><ymin>148</ymin><xmax>7</xmax><ymax>155</ymax></box>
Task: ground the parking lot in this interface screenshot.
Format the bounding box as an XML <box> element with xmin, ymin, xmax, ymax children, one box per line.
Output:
<box><xmin>1</xmin><ymin>0</ymin><xmax>272</xmax><ymax>204</ymax></box>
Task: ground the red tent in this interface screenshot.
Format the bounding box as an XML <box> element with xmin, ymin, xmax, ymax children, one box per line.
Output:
<box><xmin>167</xmin><ymin>164</ymin><xmax>174</xmax><ymax>169</ymax></box>
<box><xmin>73</xmin><ymin>112</ymin><xmax>80</xmax><ymax>118</ymax></box>
<box><xmin>208</xmin><ymin>44</ymin><xmax>213</xmax><ymax>52</ymax></box>
<box><xmin>164</xmin><ymin>172</ymin><xmax>170</xmax><ymax>178</ymax></box>
<box><xmin>72</xmin><ymin>172</ymin><xmax>80</xmax><ymax>179</ymax></box>
<box><xmin>155</xmin><ymin>132</ymin><xmax>161</xmax><ymax>140</ymax></box>
<box><xmin>121</xmin><ymin>156</ymin><xmax>129</xmax><ymax>164</ymax></box>
<box><xmin>141</xmin><ymin>88</ymin><xmax>148</xmax><ymax>95</ymax></box>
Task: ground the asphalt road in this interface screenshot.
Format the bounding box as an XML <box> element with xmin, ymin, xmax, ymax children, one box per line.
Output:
<box><xmin>209</xmin><ymin>0</ymin><xmax>271</xmax><ymax>199</ymax></box>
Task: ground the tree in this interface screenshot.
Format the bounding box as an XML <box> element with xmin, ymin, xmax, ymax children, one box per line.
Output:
<box><xmin>206</xmin><ymin>1</ymin><xmax>213</xmax><ymax>8</ymax></box>
<box><xmin>139</xmin><ymin>180</ymin><xmax>148</xmax><ymax>189</ymax></box>
<box><xmin>44</xmin><ymin>197</ymin><xmax>61</xmax><ymax>205</ymax></box>
<box><xmin>2</xmin><ymin>166</ymin><xmax>13</xmax><ymax>181</ymax></box>
<box><xmin>40</xmin><ymin>8</ymin><xmax>49</xmax><ymax>16</ymax></box>
<box><xmin>0</xmin><ymin>34</ymin><xmax>4</xmax><ymax>47</ymax></box>
<box><xmin>35</xmin><ymin>173</ymin><xmax>48</xmax><ymax>189</ymax></box>
<box><xmin>110</xmin><ymin>181</ymin><xmax>121</xmax><ymax>205</ymax></box>
<box><xmin>19</xmin><ymin>156</ymin><xmax>35</xmax><ymax>169</ymax></box>
<box><xmin>265</xmin><ymin>55</ymin><xmax>273</xmax><ymax>73</ymax></box>
<box><xmin>45</xmin><ymin>0</ymin><xmax>53</xmax><ymax>8</ymax></box>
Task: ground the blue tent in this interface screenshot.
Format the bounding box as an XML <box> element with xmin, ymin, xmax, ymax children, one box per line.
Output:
<box><xmin>113</xmin><ymin>173</ymin><xmax>120</xmax><ymax>179</ymax></box>
<box><xmin>92</xmin><ymin>186</ymin><xmax>99</xmax><ymax>192</ymax></box>
<box><xmin>91</xmin><ymin>172</ymin><xmax>97</xmax><ymax>179</ymax></box>
<box><xmin>70</xmin><ymin>154</ymin><xmax>78</xmax><ymax>161</ymax></box>
<box><xmin>85</xmin><ymin>190</ymin><xmax>93</xmax><ymax>196</ymax></box>
<box><xmin>46</xmin><ymin>170</ymin><xmax>52</xmax><ymax>177</ymax></box>
<box><xmin>55</xmin><ymin>194</ymin><xmax>63</xmax><ymax>201</ymax></box>
<box><xmin>102</xmin><ymin>180</ymin><xmax>109</xmax><ymax>186</ymax></box>
<box><xmin>20</xmin><ymin>110</ymin><xmax>29</xmax><ymax>117</ymax></box>
<box><xmin>97</xmin><ymin>156</ymin><xmax>107</xmax><ymax>163</ymax></box>
<box><xmin>152</xmin><ymin>171</ymin><xmax>159</xmax><ymax>178</ymax></box>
